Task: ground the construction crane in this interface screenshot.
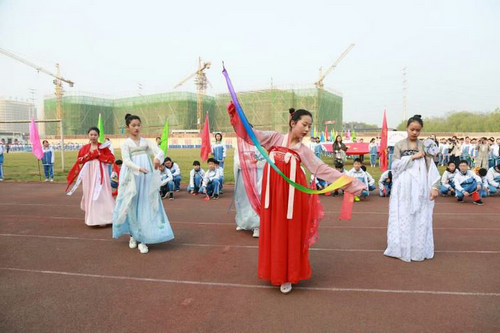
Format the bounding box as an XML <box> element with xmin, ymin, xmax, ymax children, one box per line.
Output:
<box><xmin>315</xmin><ymin>43</ymin><xmax>355</xmax><ymax>89</ymax></box>
<box><xmin>174</xmin><ymin>57</ymin><xmax>211</xmax><ymax>131</ymax></box>
<box><xmin>0</xmin><ymin>47</ymin><xmax>74</xmax><ymax>134</ymax></box>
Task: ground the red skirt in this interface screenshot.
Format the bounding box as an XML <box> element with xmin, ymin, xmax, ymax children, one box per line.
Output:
<box><xmin>258</xmin><ymin>146</ymin><xmax>312</xmax><ymax>285</ymax></box>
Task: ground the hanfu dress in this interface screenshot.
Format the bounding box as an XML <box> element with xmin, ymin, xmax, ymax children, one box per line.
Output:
<box><xmin>384</xmin><ymin>138</ymin><xmax>441</xmax><ymax>262</ymax></box>
<box><xmin>233</xmin><ymin>144</ymin><xmax>265</xmax><ymax>231</ymax></box>
<box><xmin>112</xmin><ymin>138</ymin><xmax>174</xmax><ymax>244</ymax></box>
<box><xmin>66</xmin><ymin>142</ymin><xmax>115</xmax><ymax>226</ymax></box>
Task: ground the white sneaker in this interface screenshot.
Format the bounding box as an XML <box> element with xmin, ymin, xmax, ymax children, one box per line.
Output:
<box><xmin>280</xmin><ymin>282</ymin><xmax>292</xmax><ymax>294</ymax></box>
<box><xmin>236</xmin><ymin>226</ymin><xmax>243</xmax><ymax>231</ymax></box>
<box><xmin>0</xmin><ymin>179</ymin><xmax>4</xmax><ymax>181</ymax></box>
<box><xmin>252</xmin><ymin>228</ymin><xmax>260</xmax><ymax>238</ymax></box>
<box><xmin>129</xmin><ymin>237</ymin><xmax>137</xmax><ymax>249</ymax></box>
<box><xmin>138</xmin><ymin>243</ymin><xmax>149</xmax><ymax>254</ymax></box>
<box><xmin>50</xmin><ymin>179</ymin><xmax>54</xmax><ymax>182</ymax></box>
<box><xmin>45</xmin><ymin>179</ymin><xmax>49</xmax><ymax>182</ymax></box>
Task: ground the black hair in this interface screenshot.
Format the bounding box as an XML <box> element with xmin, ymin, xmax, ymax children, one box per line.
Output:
<box><xmin>214</xmin><ymin>160</ymin><xmax>220</xmax><ymax>165</ymax></box>
<box><xmin>446</xmin><ymin>161</ymin><xmax>456</xmax><ymax>172</ymax></box>
<box><xmin>370</xmin><ymin>138</ymin><xmax>375</xmax><ymax>143</ymax></box>
<box><xmin>388</xmin><ymin>171</ymin><xmax>393</xmax><ymax>181</ymax></box>
<box><xmin>353</xmin><ymin>158</ymin><xmax>362</xmax><ymax>164</ymax></box>
<box><xmin>360</xmin><ymin>165</ymin><xmax>367</xmax><ymax>172</ymax></box>
<box><xmin>164</xmin><ymin>157</ymin><xmax>172</xmax><ymax>164</ymax></box>
<box><xmin>115</xmin><ymin>160</ymin><xmax>123</xmax><ymax>166</ymax></box>
<box><xmin>289</xmin><ymin>108</ymin><xmax>313</xmax><ymax>129</ymax></box>
<box><xmin>88</xmin><ymin>126</ymin><xmax>100</xmax><ymax>135</ymax></box>
<box><xmin>193</xmin><ymin>160</ymin><xmax>201</xmax><ymax>166</ymax></box>
<box><xmin>458</xmin><ymin>160</ymin><xmax>469</xmax><ymax>166</ymax></box>
<box><xmin>156</xmin><ymin>137</ymin><xmax>161</xmax><ymax>140</ymax></box>
<box><xmin>207</xmin><ymin>157</ymin><xmax>216</xmax><ymax>164</ymax></box>
<box><xmin>334</xmin><ymin>161</ymin><xmax>344</xmax><ymax>169</ymax></box>
<box><xmin>407</xmin><ymin>114</ymin><xmax>423</xmax><ymax>128</ymax></box>
<box><xmin>478</xmin><ymin>168</ymin><xmax>487</xmax><ymax>177</ymax></box>
<box><xmin>214</xmin><ymin>133</ymin><xmax>223</xmax><ymax>141</ymax></box>
<box><xmin>42</xmin><ymin>140</ymin><xmax>49</xmax><ymax>144</ymax></box>
<box><xmin>125</xmin><ymin>113</ymin><xmax>141</xmax><ymax>126</ymax></box>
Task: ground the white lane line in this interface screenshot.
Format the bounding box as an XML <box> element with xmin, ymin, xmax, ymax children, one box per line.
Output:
<box><xmin>2</xmin><ymin>215</ymin><xmax>499</xmax><ymax>230</ymax></box>
<box><xmin>1</xmin><ymin>233</ymin><xmax>499</xmax><ymax>254</ymax></box>
<box><xmin>2</xmin><ymin>202</ymin><xmax>499</xmax><ymax>216</ymax></box>
<box><xmin>1</xmin><ymin>267</ymin><xmax>499</xmax><ymax>297</ymax></box>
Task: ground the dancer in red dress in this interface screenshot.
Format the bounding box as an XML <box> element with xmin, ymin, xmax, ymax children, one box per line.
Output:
<box><xmin>228</xmin><ymin>103</ymin><xmax>364</xmax><ymax>293</ymax></box>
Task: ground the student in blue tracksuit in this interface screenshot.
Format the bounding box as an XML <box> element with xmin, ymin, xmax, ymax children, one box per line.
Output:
<box><xmin>440</xmin><ymin>161</ymin><xmax>458</xmax><ymax>196</ymax></box>
<box><xmin>164</xmin><ymin>157</ymin><xmax>181</xmax><ymax>191</ymax></box>
<box><xmin>369</xmin><ymin>138</ymin><xmax>378</xmax><ymax>167</ymax></box>
<box><xmin>212</xmin><ymin>133</ymin><xmax>227</xmax><ymax>169</ymax></box>
<box><xmin>42</xmin><ymin>140</ymin><xmax>55</xmax><ymax>182</ymax></box>
<box><xmin>0</xmin><ymin>142</ymin><xmax>4</xmax><ymax>181</ymax></box>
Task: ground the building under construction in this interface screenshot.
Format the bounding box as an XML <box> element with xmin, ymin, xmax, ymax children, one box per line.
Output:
<box><xmin>44</xmin><ymin>86</ymin><xmax>343</xmax><ymax>136</ymax></box>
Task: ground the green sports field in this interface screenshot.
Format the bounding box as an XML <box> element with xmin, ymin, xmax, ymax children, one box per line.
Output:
<box><xmin>0</xmin><ymin>149</ymin><xmax>445</xmax><ymax>184</ymax></box>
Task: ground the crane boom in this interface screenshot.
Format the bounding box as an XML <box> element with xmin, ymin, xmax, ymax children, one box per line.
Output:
<box><xmin>315</xmin><ymin>43</ymin><xmax>355</xmax><ymax>89</ymax></box>
<box><xmin>0</xmin><ymin>47</ymin><xmax>74</xmax><ymax>86</ymax></box>
<box><xmin>173</xmin><ymin>61</ymin><xmax>211</xmax><ymax>89</ymax></box>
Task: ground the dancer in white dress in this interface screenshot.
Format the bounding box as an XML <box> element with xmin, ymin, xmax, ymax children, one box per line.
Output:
<box><xmin>384</xmin><ymin>115</ymin><xmax>441</xmax><ymax>262</ymax></box>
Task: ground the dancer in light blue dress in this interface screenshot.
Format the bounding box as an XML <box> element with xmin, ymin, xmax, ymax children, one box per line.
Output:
<box><xmin>113</xmin><ymin>114</ymin><xmax>174</xmax><ymax>254</ymax></box>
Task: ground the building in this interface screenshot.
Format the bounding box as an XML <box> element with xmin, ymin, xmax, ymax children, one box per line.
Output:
<box><xmin>44</xmin><ymin>86</ymin><xmax>343</xmax><ymax>136</ymax></box>
<box><xmin>0</xmin><ymin>98</ymin><xmax>35</xmax><ymax>142</ymax></box>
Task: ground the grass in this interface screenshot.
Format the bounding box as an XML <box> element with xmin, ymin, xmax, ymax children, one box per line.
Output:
<box><xmin>1</xmin><ymin>149</ymin><xmax>446</xmax><ymax>184</ymax></box>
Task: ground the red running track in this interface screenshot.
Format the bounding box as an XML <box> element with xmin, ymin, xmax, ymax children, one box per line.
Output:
<box><xmin>0</xmin><ymin>182</ymin><xmax>499</xmax><ymax>332</ymax></box>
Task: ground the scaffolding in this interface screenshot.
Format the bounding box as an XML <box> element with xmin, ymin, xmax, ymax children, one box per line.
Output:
<box><xmin>44</xmin><ymin>87</ymin><xmax>342</xmax><ymax>135</ymax></box>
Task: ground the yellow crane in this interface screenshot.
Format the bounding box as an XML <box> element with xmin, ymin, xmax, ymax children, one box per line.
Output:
<box><xmin>174</xmin><ymin>57</ymin><xmax>211</xmax><ymax>130</ymax></box>
<box><xmin>315</xmin><ymin>43</ymin><xmax>355</xmax><ymax>89</ymax></box>
<box><xmin>0</xmin><ymin>47</ymin><xmax>74</xmax><ymax>134</ymax></box>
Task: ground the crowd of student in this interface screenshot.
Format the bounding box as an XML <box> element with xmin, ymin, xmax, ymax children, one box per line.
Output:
<box><xmin>312</xmin><ymin>151</ymin><xmax>500</xmax><ymax>205</ymax></box>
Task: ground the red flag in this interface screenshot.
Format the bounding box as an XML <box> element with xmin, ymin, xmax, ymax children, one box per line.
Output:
<box><xmin>379</xmin><ymin>109</ymin><xmax>389</xmax><ymax>172</ymax></box>
<box><xmin>200</xmin><ymin>112</ymin><xmax>211</xmax><ymax>162</ymax></box>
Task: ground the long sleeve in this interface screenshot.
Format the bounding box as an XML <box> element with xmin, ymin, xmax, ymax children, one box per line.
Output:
<box><xmin>486</xmin><ymin>169</ymin><xmax>499</xmax><ymax>187</ymax></box>
<box><xmin>300</xmin><ymin>145</ymin><xmax>364</xmax><ymax>195</ymax></box>
<box><xmin>378</xmin><ymin>171</ymin><xmax>388</xmax><ymax>189</ymax></box>
<box><xmin>366</xmin><ymin>172</ymin><xmax>375</xmax><ymax>187</ymax></box>
<box><xmin>121</xmin><ymin>142</ymin><xmax>141</xmax><ymax>175</ymax></box>
<box><xmin>50</xmin><ymin>147</ymin><xmax>55</xmax><ymax>164</ymax></box>
<box><xmin>189</xmin><ymin>169</ymin><xmax>195</xmax><ymax>188</ymax></box>
<box><xmin>146</xmin><ymin>139</ymin><xmax>164</xmax><ymax>163</ymax></box>
<box><xmin>253</xmin><ymin>129</ymin><xmax>284</xmax><ymax>151</ymax></box>
<box><xmin>171</xmin><ymin>163</ymin><xmax>181</xmax><ymax>177</ymax></box>
<box><xmin>441</xmin><ymin>171</ymin><xmax>451</xmax><ymax>189</ymax></box>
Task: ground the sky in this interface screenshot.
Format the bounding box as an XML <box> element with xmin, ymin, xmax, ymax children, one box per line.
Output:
<box><xmin>0</xmin><ymin>0</ymin><xmax>499</xmax><ymax>127</ymax></box>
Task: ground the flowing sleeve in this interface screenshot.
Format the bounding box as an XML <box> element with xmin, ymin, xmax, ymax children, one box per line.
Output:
<box><xmin>300</xmin><ymin>145</ymin><xmax>364</xmax><ymax>195</ymax></box>
<box><xmin>146</xmin><ymin>139</ymin><xmax>164</xmax><ymax>162</ymax></box>
<box><xmin>121</xmin><ymin>141</ymin><xmax>141</xmax><ymax>175</ymax></box>
<box><xmin>391</xmin><ymin>141</ymin><xmax>413</xmax><ymax>176</ymax></box>
<box><xmin>253</xmin><ymin>129</ymin><xmax>283</xmax><ymax>151</ymax></box>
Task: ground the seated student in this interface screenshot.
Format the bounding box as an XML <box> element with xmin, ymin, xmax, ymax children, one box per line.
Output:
<box><xmin>486</xmin><ymin>164</ymin><xmax>500</xmax><ymax>195</ymax></box>
<box><xmin>187</xmin><ymin>160</ymin><xmax>205</xmax><ymax>195</ymax></box>
<box><xmin>378</xmin><ymin>170</ymin><xmax>393</xmax><ymax>197</ymax></box>
<box><xmin>200</xmin><ymin>158</ymin><xmax>220</xmax><ymax>200</ymax></box>
<box><xmin>110</xmin><ymin>159</ymin><xmax>123</xmax><ymax>197</ymax></box>
<box><xmin>347</xmin><ymin>158</ymin><xmax>372</xmax><ymax>199</ymax></box>
<box><xmin>360</xmin><ymin>165</ymin><xmax>376</xmax><ymax>192</ymax></box>
<box><xmin>159</xmin><ymin>163</ymin><xmax>175</xmax><ymax>200</ymax></box>
<box><xmin>164</xmin><ymin>157</ymin><xmax>181</xmax><ymax>191</ymax></box>
<box><xmin>310</xmin><ymin>175</ymin><xmax>329</xmax><ymax>195</ymax></box>
<box><xmin>440</xmin><ymin>161</ymin><xmax>458</xmax><ymax>196</ymax></box>
<box><xmin>332</xmin><ymin>161</ymin><xmax>346</xmax><ymax>196</ymax></box>
<box><xmin>477</xmin><ymin>168</ymin><xmax>489</xmax><ymax>198</ymax></box>
<box><xmin>214</xmin><ymin>160</ymin><xmax>224</xmax><ymax>194</ymax></box>
<box><xmin>313</xmin><ymin>137</ymin><xmax>325</xmax><ymax>159</ymax></box>
<box><xmin>454</xmin><ymin>160</ymin><xmax>483</xmax><ymax>205</ymax></box>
